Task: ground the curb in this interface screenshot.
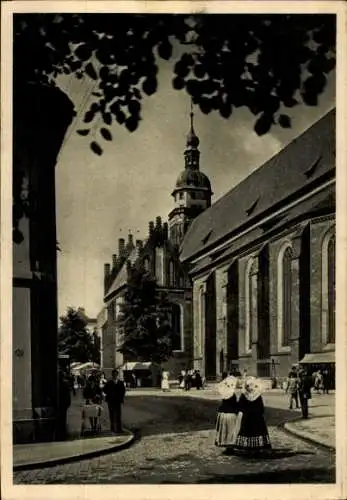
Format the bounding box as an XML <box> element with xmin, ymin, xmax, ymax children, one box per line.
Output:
<box><xmin>13</xmin><ymin>429</ymin><xmax>136</xmax><ymax>472</ymax></box>
<box><xmin>279</xmin><ymin>416</ymin><xmax>335</xmax><ymax>452</ymax></box>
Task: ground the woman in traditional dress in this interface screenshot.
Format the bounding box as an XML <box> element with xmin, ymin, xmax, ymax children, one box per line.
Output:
<box><xmin>215</xmin><ymin>376</ymin><xmax>243</xmax><ymax>454</ymax></box>
<box><xmin>233</xmin><ymin>376</ymin><xmax>271</xmax><ymax>456</ymax></box>
<box><xmin>161</xmin><ymin>370</ymin><xmax>170</xmax><ymax>392</ymax></box>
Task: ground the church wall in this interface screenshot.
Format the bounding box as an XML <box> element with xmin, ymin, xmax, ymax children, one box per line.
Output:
<box><xmin>188</xmin><ymin>207</ymin><xmax>335</xmax><ymax>383</ymax></box>
<box><xmin>309</xmin><ymin>216</ymin><xmax>335</xmax><ymax>353</ymax></box>
<box><xmin>237</xmin><ymin>255</ymin><xmax>254</xmax><ymax>376</ymax></box>
<box><xmin>268</xmin><ymin>232</ymin><xmax>298</xmax><ymax>379</ymax></box>
<box><xmin>215</xmin><ymin>265</ymin><xmax>229</xmax><ymax>376</ymax></box>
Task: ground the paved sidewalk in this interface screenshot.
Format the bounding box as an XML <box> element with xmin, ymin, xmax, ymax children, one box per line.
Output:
<box><xmin>13</xmin><ymin>392</ymin><xmax>135</xmax><ymax>470</ymax></box>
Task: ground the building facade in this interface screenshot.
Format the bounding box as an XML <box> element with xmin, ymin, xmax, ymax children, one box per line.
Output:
<box><xmin>180</xmin><ymin>109</ymin><xmax>335</xmax><ymax>383</ymax></box>
<box><xmin>101</xmin><ymin>110</ymin><xmax>212</xmax><ymax>379</ymax></box>
<box><xmin>13</xmin><ymin>83</ymin><xmax>75</xmax><ymax>442</ymax></box>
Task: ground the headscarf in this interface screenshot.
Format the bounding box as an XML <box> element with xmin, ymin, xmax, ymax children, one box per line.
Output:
<box><xmin>243</xmin><ymin>376</ymin><xmax>265</xmax><ymax>402</ymax></box>
<box><xmin>217</xmin><ymin>375</ymin><xmax>243</xmax><ymax>399</ymax></box>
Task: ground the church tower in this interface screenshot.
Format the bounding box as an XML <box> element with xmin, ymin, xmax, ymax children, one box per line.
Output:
<box><xmin>168</xmin><ymin>105</ymin><xmax>212</xmax><ymax>246</ymax></box>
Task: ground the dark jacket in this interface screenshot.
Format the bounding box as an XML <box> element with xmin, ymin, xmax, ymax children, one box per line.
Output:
<box><xmin>218</xmin><ymin>394</ymin><xmax>239</xmax><ymax>414</ymax></box>
<box><xmin>298</xmin><ymin>374</ymin><xmax>312</xmax><ymax>398</ymax></box>
<box><xmin>103</xmin><ymin>379</ymin><xmax>126</xmax><ymax>406</ymax></box>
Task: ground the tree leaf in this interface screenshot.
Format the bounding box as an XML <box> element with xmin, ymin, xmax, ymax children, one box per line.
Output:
<box><xmin>254</xmin><ymin>113</ymin><xmax>274</xmax><ymax>136</ymax></box>
<box><xmin>172</xmin><ymin>76</ymin><xmax>185</xmax><ymax>90</ymax></box>
<box><xmin>77</xmin><ymin>129</ymin><xmax>90</xmax><ymax>136</ymax></box>
<box><xmin>100</xmin><ymin>127</ymin><xmax>112</xmax><ymax>141</ymax></box>
<box><xmin>142</xmin><ymin>76</ymin><xmax>157</xmax><ymax>96</ymax></box>
<box><xmin>102</xmin><ymin>112</ymin><xmax>112</xmax><ymax>125</ymax></box>
<box><xmin>158</xmin><ymin>40</ymin><xmax>173</xmax><ymax>60</ymax></box>
<box><xmin>278</xmin><ymin>114</ymin><xmax>291</xmax><ymax>128</ymax></box>
<box><xmin>83</xmin><ymin>110</ymin><xmax>95</xmax><ymax>123</ymax></box>
<box><xmin>90</xmin><ymin>141</ymin><xmax>103</xmax><ymax>155</ymax></box>
<box><xmin>125</xmin><ymin>116</ymin><xmax>139</xmax><ymax>132</ymax></box>
<box><xmin>85</xmin><ymin>62</ymin><xmax>98</xmax><ymax>80</ymax></box>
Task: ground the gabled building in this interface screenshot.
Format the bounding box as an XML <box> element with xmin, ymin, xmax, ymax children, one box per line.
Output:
<box><xmin>101</xmin><ymin>110</ymin><xmax>212</xmax><ymax>379</ymax></box>
<box><xmin>180</xmin><ymin>109</ymin><xmax>335</xmax><ymax>385</ymax></box>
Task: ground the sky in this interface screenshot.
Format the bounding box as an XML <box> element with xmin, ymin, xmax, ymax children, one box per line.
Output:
<box><xmin>55</xmin><ymin>44</ymin><xmax>335</xmax><ymax>320</ymax></box>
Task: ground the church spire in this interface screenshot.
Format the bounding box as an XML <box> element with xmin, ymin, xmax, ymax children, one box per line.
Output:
<box><xmin>185</xmin><ymin>101</ymin><xmax>200</xmax><ymax>169</ymax></box>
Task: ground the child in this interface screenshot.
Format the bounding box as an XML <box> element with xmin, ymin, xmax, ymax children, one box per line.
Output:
<box><xmin>81</xmin><ymin>395</ymin><xmax>103</xmax><ymax>436</ymax></box>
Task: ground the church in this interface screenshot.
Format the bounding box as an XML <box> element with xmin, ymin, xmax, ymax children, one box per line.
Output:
<box><xmin>180</xmin><ymin>108</ymin><xmax>335</xmax><ymax>386</ymax></box>
<box><xmin>102</xmin><ymin>107</ymin><xmax>335</xmax><ymax>388</ymax></box>
<box><xmin>101</xmin><ymin>110</ymin><xmax>212</xmax><ymax>378</ymax></box>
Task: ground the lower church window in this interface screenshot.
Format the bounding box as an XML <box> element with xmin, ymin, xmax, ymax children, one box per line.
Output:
<box><xmin>277</xmin><ymin>243</ymin><xmax>292</xmax><ymax>349</ymax></box>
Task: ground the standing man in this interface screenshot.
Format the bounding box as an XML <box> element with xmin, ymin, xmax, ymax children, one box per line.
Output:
<box><xmin>286</xmin><ymin>372</ymin><xmax>299</xmax><ymax>409</ymax></box>
<box><xmin>103</xmin><ymin>369</ymin><xmax>126</xmax><ymax>434</ymax></box>
<box><xmin>298</xmin><ymin>368</ymin><xmax>312</xmax><ymax>419</ymax></box>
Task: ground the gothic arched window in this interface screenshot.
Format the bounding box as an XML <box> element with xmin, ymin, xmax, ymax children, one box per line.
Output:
<box><xmin>169</xmin><ymin>260</ymin><xmax>175</xmax><ymax>287</ymax></box>
<box><xmin>277</xmin><ymin>243</ymin><xmax>292</xmax><ymax>349</ymax></box>
<box><xmin>245</xmin><ymin>258</ymin><xmax>254</xmax><ymax>353</ymax></box>
<box><xmin>327</xmin><ymin>236</ymin><xmax>335</xmax><ymax>344</ymax></box>
<box><xmin>322</xmin><ymin>231</ymin><xmax>335</xmax><ymax>345</ymax></box>
<box><xmin>170</xmin><ymin>303</ymin><xmax>183</xmax><ymax>351</ymax></box>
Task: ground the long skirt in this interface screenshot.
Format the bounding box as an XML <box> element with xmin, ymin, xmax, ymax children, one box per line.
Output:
<box><xmin>233</xmin><ymin>414</ymin><xmax>271</xmax><ymax>453</ymax></box>
<box><xmin>215</xmin><ymin>412</ymin><xmax>242</xmax><ymax>447</ymax></box>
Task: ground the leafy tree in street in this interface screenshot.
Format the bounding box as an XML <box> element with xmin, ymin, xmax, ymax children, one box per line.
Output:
<box><xmin>15</xmin><ymin>13</ymin><xmax>335</xmax><ymax>154</ymax></box>
<box><xmin>58</xmin><ymin>307</ymin><xmax>100</xmax><ymax>364</ymax></box>
<box><xmin>117</xmin><ymin>263</ymin><xmax>175</xmax><ymax>364</ymax></box>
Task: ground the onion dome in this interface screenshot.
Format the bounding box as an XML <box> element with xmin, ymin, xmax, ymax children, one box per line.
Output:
<box><xmin>175</xmin><ymin>169</ymin><xmax>211</xmax><ymax>190</ymax></box>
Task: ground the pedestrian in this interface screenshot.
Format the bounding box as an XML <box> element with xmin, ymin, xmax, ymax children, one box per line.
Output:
<box><xmin>179</xmin><ymin>370</ymin><xmax>186</xmax><ymax>389</ymax></box>
<box><xmin>161</xmin><ymin>370</ymin><xmax>170</xmax><ymax>391</ymax></box>
<box><xmin>56</xmin><ymin>369</ymin><xmax>71</xmax><ymax>440</ymax></box>
<box><xmin>298</xmin><ymin>368</ymin><xmax>312</xmax><ymax>419</ymax></box>
<box><xmin>215</xmin><ymin>376</ymin><xmax>243</xmax><ymax>454</ymax></box>
<box><xmin>99</xmin><ymin>372</ymin><xmax>107</xmax><ymax>391</ymax></box>
<box><xmin>314</xmin><ymin>370</ymin><xmax>323</xmax><ymax>394</ymax></box>
<box><xmin>83</xmin><ymin>370</ymin><xmax>102</xmax><ymax>402</ymax></box>
<box><xmin>322</xmin><ymin>368</ymin><xmax>329</xmax><ymax>394</ymax></box>
<box><xmin>185</xmin><ymin>370</ymin><xmax>193</xmax><ymax>391</ymax></box>
<box><xmin>103</xmin><ymin>369</ymin><xmax>126</xmax><ymax>434</ymax></box>
<box><xmin>194</xmin><ymin>370</ymin><xmax>202</xmax><ymax>390</ymax></box>
<box><xmin>233</xmin><ymin>376</ymin><xmax>271</xmax><ymax>456</ymax></box>
<box><xmin>286</xmin><ymin>372</ymin><xmax>300</xmax><ymax>409</ymax></box>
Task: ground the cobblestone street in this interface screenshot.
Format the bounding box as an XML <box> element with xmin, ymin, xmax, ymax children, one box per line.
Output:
<box><xmin>13</xmin><ymin>393</ymin><xmax>335</xmax><ymax>484</ymax></box>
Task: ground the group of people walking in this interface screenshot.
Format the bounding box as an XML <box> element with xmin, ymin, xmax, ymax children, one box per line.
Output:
<box><xmin>57</xmin><ymin>368</ymin><xmax>126</xmax><ymax>439</ymax></box>
<box><xmin>178</xmin><ymin>369</ymin><xmax>203</xmax><ymax>391</ymax></box>
<box><xmin>81</xmin><ymin>369</ymin><xmax>126</xmax><ymax>434</ymax></box>
<box><xmin>215</xmin><ymin>374</ymin><xmax>271</xmax><ymax>456</ymax></box>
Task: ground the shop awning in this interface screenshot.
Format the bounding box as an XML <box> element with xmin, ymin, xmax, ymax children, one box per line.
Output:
<box><xmin>122</xmin><ymin>361</ymin><xmax>152</xmax><ymax>371</ymax></box>
<box><xmin>299</xmin><ymin>351</ymin><xmax>335</xmax><ymax>364</ymax></box>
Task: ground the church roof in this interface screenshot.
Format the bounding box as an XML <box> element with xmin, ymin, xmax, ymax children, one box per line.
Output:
<box><xmin>180</xmin><ymin>108</ymin><xmax>335</xmax><ymax>263</ymax></box>
<box><xmin>104</xmin><ymin>247</ymin><xmax>138</xmax><ymax>301</ymax></box>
